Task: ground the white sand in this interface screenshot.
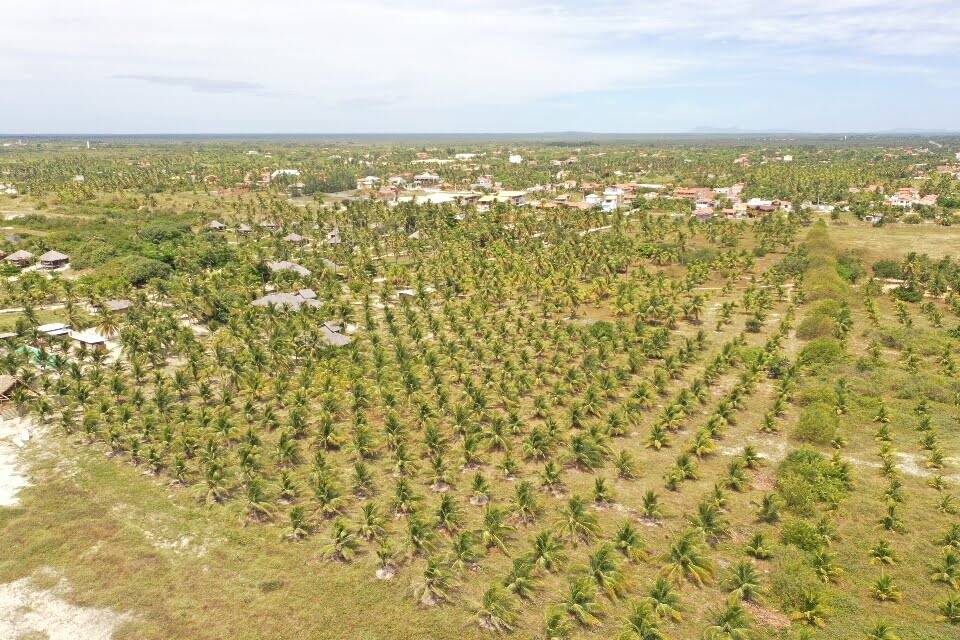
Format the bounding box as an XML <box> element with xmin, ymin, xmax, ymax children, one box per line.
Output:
<box><xmin>0</xmin><ymin>574</ymin><xmax>129</xmax><ymax>640</ymax></box>
<box><xmin>0</xmin><ymin>414</ymin><xmax>34</xmax><ymax>507</ymax></box>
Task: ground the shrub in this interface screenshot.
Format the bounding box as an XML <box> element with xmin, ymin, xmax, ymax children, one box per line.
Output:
<box><xmin>836</xmin><ymin>252</ymin><xmax>865</xmax><ymax>283</ymax></box>
<box><xmin>891</xmin><ymin>285</ymin><xmax>923</xmax><ymax>303</ymax></box>
<box><xmin>872</xmin><ymin>259</ymin><xmax>904</xmax><ymax>279</ymax></box>
<box><xmin>794</xmin><ymin>402</ymin><xmax>839</xmax><ymax>445</ymax></box>
<box><xmin>97</xmin><ymin>255</ymin><xmax>172</xmax><ymax>286</ymax></box>
<box><xmin>781</xmin><ymin>519</ymin><xmax>825</xmax><ymax>552</ymax></box>
<box><xmin>796</xmin><ymin>314</ymin><xmax>836</xmax><ymax>340</ymax></box>
<box><xmin>777</xmin><ymin>448</ymin><xmax>847</xmax><ymax>515</ymax></box>
<box><xmin>770</xmin><ymin>547</ymin><xmax>823</xmax><ymax>612</ymax></box>
<box><xmin>799</xmin><ymin>338</ymin><xmax>843</xmax><ymax>368</ymax></box>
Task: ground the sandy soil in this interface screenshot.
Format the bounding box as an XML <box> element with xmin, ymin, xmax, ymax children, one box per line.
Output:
<box><xmin>0</xmin><ymin>415</ymin><xmax>131</xmax><ymax>638</ymax></box>
<box><xmin>0</xmin><ymin>414</ymin><xmax>34</xmax><ymax>507</ymax></box>
<box><xmin>0</xmin><ymin>571</ymin><xmax>129</xmax><ymax>640</ymax></box>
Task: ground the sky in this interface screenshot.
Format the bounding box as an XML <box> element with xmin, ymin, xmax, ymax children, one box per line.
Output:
<box><xmin>2</xmin><ymin>0</ymin><xmax>959</xmax><ymax>134</ymax></box>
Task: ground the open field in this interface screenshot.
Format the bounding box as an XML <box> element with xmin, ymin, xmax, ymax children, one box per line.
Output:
<box><xmin>829</xmin><ymin>222</ymin><xmax>960</xmax><ymax>262</ymax></box>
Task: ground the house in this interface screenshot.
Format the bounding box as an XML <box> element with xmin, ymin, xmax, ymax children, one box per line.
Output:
<box><xmin>495</xmin><ymin>191</ymin><xmax>526</xmax><ymax>206</ymax></box>
<box><xmin>36</xmin><ymin>322</ymin><xmax>70</xmax><ymax>337</ymax></box>
<box><xmin>39</xmin><ymin>250</ymin><xmax>70</xmax><ymax>269</ymax></box>
<box><xmin>320</xmin><ymin>323</ymin><xmax>351</xmax><ymax>347</ymax></box>
<box><xmin>251</xmin><ymin>291</ymin><xmax>321</xmax><ymax>311</ymax></box>
<box><xmin>298</xmin><ymin>288</ymin><xmax>317</xmax><ymax>300</ymax></box>
<box><xmin>327</xmin><ymin>228</ymin><xmax>342</xmax><ymax>245</ymax></box>
<box><xmin>388</xmin><ymin>176</ymin><xmax>407</xmax><ymax>187</ymax></box>
<box><xmin>236</xmin><ymin>223</ymin><xmax>252</xmax><ymax>235</ymax></box>
<box><xmin>70</xmin><ymin>328</ymin><xmax>109</xmax><ymax>352</ymax></box>
<box><xmin>284</xmin><ymin>233</ymin><xmax>306</xmax><ymax>245</ymax></box>
<box><xmin>356</xmin><ymin>176</ymin><xmax>380</xmax><ymax>190</ymax></box>
<box><xmin>265</xmin><ymin>260</ymin><xmax>312</xmax><ymax>277</ymax></box>
<box><xmin>917</xmin><ymin>194</ymin><xmax>939</xmax><ymax>207</ymax></box>
<box><xmin>584</xmin><ymin>193</ymin><xmax>602</xmax><ymax>207</ymax></box>
<box><xmin>673</xmin><ymin>187</ymin><xmax>713</xmax><ymax>201</ymax></box>
<box><xmin>508</xmin><ymin>154</ymin><xmax>523</xmax><ymax>164</ymax></box>
<box><xmin>413</xmin><ymin>172</ymin><xmax>440</xmax><ymax>188</ymax></box>
<box><xmin>286</xmin><ymin>182</ymin><xmax>306</xmax><ymax>196</ymax></box>
<box><xmin>472</xmin><ymin>175</ymin><xmax>495</xmax><ymax>190</ymax></box>
<box><xmin>102</xmin><ymin>299</ymin><xmax>133</xmax><ymax>314</ymax></box>
<box><xmin>5</xmin><ymin>250</ymin><xmax>33</xmax><ymax>268</ymax></box>
<box><xmin>207</xmin><ymin>220</ymin><xmax>227</xmax><ymax>232</ymax></box>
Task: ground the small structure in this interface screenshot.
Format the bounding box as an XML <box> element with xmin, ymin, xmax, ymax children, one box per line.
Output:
<box><xmin>207</xmin><ymin>220</ymin><xmax>227</xmax><ymax>232</ymax></box>
<box><xmin>320</xmin><ymin>324</ymin><xmax>351</xmax><ymax>347</ymax></box>
<box><xmin>326</xmin><ymin>228</ymin><xmax>342</xmax><ymax>245</ymax></box>
<box><xmin>265</xmin><ymin>260</ymin><xmax>312</xmax><ymax>277</ymax></box>
<box><xmin>284</xmin><ymin>232</ymin><xmax>306</xmax><ymax>245</ymax></box>
<box><xmin>36</xmin><ymin>322</ymin><xmax>70</xmax><ymax>337</ymax></box>
<box><xmin>39</xmin><ymin>251</ymin><xmax>70</xmax><ymax>269</ymax></box>
<box><xmin>5</xmin><ymin>250</ymin><xmax>33</xmax><ymax>268</ymax></box>
<box><xmin>236</xmin><ymin>223</ymin><xmax>252</xmax><ymax>235</ymax></box>
<box><xmin>102</xmin><ymin>299</ymin><xmax>133</xmax><ymax>314</ymax></box>
<box><xmin>251</xmin><ymin>291</ymin><xmax>321</xmax><ymax>311</ymax></box>
<box><xmin>298</xmin><ymin>288</ymin><xmax>317</xmax><ymax>300</ymax></box>
<box><xmin>70</xmin><ymin>328</ymin><xmax>109</xmax><ymax>352</ymax></box>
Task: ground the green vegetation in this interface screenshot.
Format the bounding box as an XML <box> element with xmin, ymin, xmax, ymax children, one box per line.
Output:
<box><xmin>1</xmin><ymin>138</ymin><xmax>960</xmax><ymax>640</ymax></box>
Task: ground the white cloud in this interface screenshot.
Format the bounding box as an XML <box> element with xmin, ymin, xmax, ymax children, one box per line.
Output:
<box><xmin>1</xmin><ymin>0</ymin><xmax>958</xmax><ymax>131</ymax></box>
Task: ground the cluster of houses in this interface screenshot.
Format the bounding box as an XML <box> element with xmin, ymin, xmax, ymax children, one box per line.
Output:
<box><xmin>885</xmin><ymin>187</ymin><xmax>939</xmax><ymax>209</ymax></box>
<box><xmin>207</xmin><ymin>220</ymin><xmax>341</xmax><ymax>245</ymax></box>
<box><xmin>2</xmin><ymin>249</ymin><xmax>70</xmax><ymax>270</ymax></box>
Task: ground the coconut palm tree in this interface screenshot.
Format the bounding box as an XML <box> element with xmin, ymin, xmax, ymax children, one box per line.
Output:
<box><xmin>412</xmin><ymin>557</ymin><xmax>454</xmax><ymax>607</ymax></box>
<box><xmin>584</xmin><ymin>543</ymin><xmax>629</xmax><ymax>600</ymax></box>
<box><xmin>618</xmin><ymin>600</ymin><xmax>663</xmax><ymax>640</ymax></box>
<box><xmin>703</xmin><ymin>604</ymin><xmax>753</xmax><ymax>640</ymax></box>
<box><xmin>481</xmin><ymin>506</ymin><xmax>514</xmax><ymax>553</ymax></box>
<box><xmin>472</xmin><ymin>584</ymin><xmax>517</xmax><ymax>634</ymax></box>
<box><xmin>790</xmin><ymin>590</ymin><xmax>828</xmax><ymax>628</ymax></box>
<box><xmin>529</xmin><ymin>530</ymin><xmax>566</xmax><ymax>573</ymax></box>
<box><xmin>561</xmin><ymin>577</ymin><xmax>603</xmax><ymax>627</ymax></box>
<box><xmin>646</xmin><ymin>577</ymin><xmax>682</xmax><ymax>622</ymax></box>
<box><xmin>726</xmin><ymin>561</ymin><xmax>761</xmax><ymax>602</ymax></box>
<box><xmin>556</xmin><ymin>495</ymin><xmax>600</xmax><ymax>545</ymax></box>
<box><xmin>324</xmin><ymin>518</ymin><xmax>360</xmax><ymax>562</ymax></box>
<box><xmin>864</xmin><ymin>621</ymin><xmax>899</xmax><ymax>640</ymax></box>
<box><xmin>502</xmin><ymin>557</ymin><xmax>536</xmax><ymax>600</ymax></box>
<box><xmin>613</xmin><ymin>520</ymin><xmax>647</xmax><ymax>563</ymax></box>
<box><xmin>662</xmin><ymin>530</ymin><xmax>714</xmax><ymax>586</ymax></box>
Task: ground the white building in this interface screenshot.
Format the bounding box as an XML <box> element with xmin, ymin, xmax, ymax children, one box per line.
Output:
<box><xmin>508</xmin><ymin>154</ymin><xmax>523</xmax><ymax>164</ymax></box>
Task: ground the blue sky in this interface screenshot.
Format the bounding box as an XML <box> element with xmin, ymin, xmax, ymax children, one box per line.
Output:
<box><xmin>2</xmin><ymin>0</ymin><xmax>959</xmax><ymax>133</ymax></box>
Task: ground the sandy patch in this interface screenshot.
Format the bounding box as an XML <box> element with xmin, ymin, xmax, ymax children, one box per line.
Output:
<box><xmin>743</xmin><ymin>601</ymin><xmax>791</xmax><ymax>630</ymax></box>
<box><xmin>0</xmin><ymin>571</ymin><xmax>130</xmax><ymax>640</ymax></box>
<box><xmin>0</xmin><ymin>414</ymin><xmax>36</xmax><ymax>508</ymax></box>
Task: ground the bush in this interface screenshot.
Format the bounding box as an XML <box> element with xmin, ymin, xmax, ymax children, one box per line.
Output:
<box><xmin>872</xmin><ymin>259</ymin><xmax>904</xmax><ymax>279</ymax></box>
<box><xmin>799</xmin><ymin>338</ymin><xmax>843</xmax><ymax>368</ymax></box>
<box><xmin>97</xmin><ymin>255</ymin><xmax>171</xmax><ymax>286</ymax></box>
<box><xmin>796</xmin><ymin>314</ymin><xmax>835</xmax><ymax>340</ymax></box>
<box><xmin>771</xmin><ymin>548</ymin><xmax>825</xmax><ymax>613</ymax></box>
<box><xmin>794</xmin><ymin>402</ymin><xmax>840</xmax><ymax>445</ymax></box>
<box><xmin>781</xmin><ymin>519</ymin><xmax>825</xmax><ymax>552</ymax></box>
<box><xmin>777</xmin><ymin>448</ymin><xmax>847</xmax><ymax>515</ymax></box>
<box><xmin>836</xmin><ymin>252</ymin><xmax>865</xmax><ymax>283</ymax></box>
<box><xmin>891</xmin><ymin>285</ymin><xmax>923</xmax><ymax>302</ymax></box>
